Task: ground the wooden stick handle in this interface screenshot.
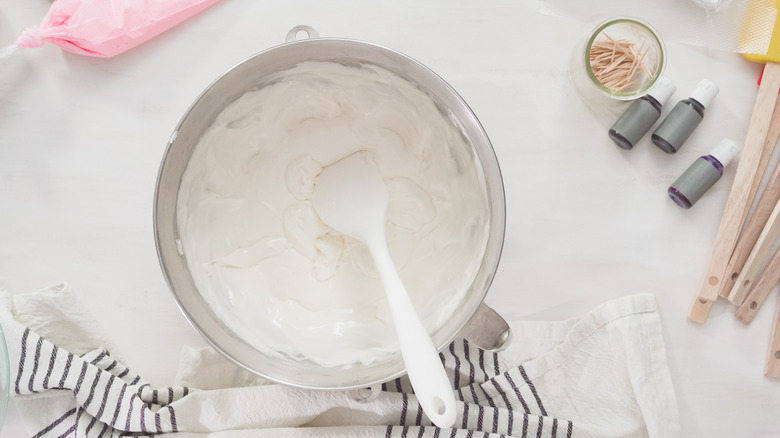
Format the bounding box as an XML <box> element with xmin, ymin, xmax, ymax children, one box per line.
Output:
<box><xmin>721</xmin><ymin>97</ymin><xmax>780</xmax><ymax>303</ymax></box>
<box><xmin>728</xmin><ymin>197</ymin><xmax>780</xmax><ymax>304</ymax></box>
<box><xmin>689</xmin><ymin>62</ymin><xmax>780</xmax><ymax>323</ymax></box>
<box><xmin>689</xmin><ymin>298</ymin><xmax>713</xmax><ymax>324</ymax></box>
<box><xmin>765</xmin><ymin>290</ymin><xmax>780</xmax><ymax>378</ymax></box>
<box><xmin>735</xmin><ymin>248</ymin><xmax>780</xmax><ymax>324</ymax></box>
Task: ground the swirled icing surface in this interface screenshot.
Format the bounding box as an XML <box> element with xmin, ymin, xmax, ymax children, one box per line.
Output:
<box><xmin>177</xmin><ymin>61</ymin><xmax>489</xmax><ymax>367</ymax></box>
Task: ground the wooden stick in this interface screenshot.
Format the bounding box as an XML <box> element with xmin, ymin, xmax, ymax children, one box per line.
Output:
<box><xmin>689</xmin><ymin>62</ymin><xmax>780</xmax><ymax>323</ymax></box>
<box><xmin>589</xmin><ymin>35</ymin><xmax>649</xmax><ymax>91</ymax></box>
<box><xmin>689</xmin><ymin>297</ymin><xmax>714</xmax><ymax>323</ymax></box>
<box><xmin>765</xmin><ymin>290</ymin><xmax>780</xmax><ymax>378</ymax></box>
<box><xmin>735</xmin><ymin>247</ymin><xmax>780</xmax><ymax>324</ymax></box>
<box><xmin>721</xmin><ymin>100</ymin><xmax>780</xmax><ymax>304</ymax></box>
<box><xmin>728</xmin><ymin>197</ymin><xmax>780</xmax><ymax>304</ymax></box>
<box><xmin>637</xmin><ymin>48</ymin><xmax>651</xmax><ymax>77</ymax></box>
<box><xmin>592</xmin><ymin>51</ymin><xmax>614</xmax><ymax>63</ymax></box>
<box><xmin>610</xmin><ymin>40</ymin><xmax>616</xmax><ymax>63</ymax></box>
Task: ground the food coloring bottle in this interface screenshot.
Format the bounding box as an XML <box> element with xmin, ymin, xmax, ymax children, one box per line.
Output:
<box><xmin>652</xmin><ymin>79</ymin><xmax>719</xmax><ymax>154</ymax></box>
<box><xmin>668</xmin><ymin>138</ymin><xmax>739</xmax><ymax>209</ymax></box>
<box><xmin>609</xmin><ymin>77</ymin><xmax>676</xmax><ymax>150</ymax></box>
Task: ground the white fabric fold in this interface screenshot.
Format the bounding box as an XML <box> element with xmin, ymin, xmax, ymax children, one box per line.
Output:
<box><xmin>0</xmin><ymin>283</ymin><xmax>680</xmax><ymax>437</ymax></box>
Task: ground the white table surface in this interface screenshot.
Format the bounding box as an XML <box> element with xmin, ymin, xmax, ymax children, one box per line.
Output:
<box><xmin>1</xmin><ymin>0</ymin><xmax>779</xmax><ymax>436</ymax></box>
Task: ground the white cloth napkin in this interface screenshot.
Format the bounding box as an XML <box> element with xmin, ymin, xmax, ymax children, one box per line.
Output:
<box><xmin>0</xmin><ymin>283</ymin><xmax>681</xmax><ymax>437</ymax></box>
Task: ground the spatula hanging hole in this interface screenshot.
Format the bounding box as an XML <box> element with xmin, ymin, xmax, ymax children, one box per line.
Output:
<box><xmin>432</xmin><ymin>396</ymin><xmax>446</xmax><ymax>415</ymax></box>
<box><xmin>775</xmin><ymin>350</ymin><xmax>780</xmax><ymax>360</ymax></box>
<box><xmin>731</xmin><ymin>272</ymin><xmax>739</xmax><ymax>281</ymax></box>
<box><xmin>750</xmin><ymin>301</ymin><xmax>758</xmax><ymax>310</ymax></box>
<box><xmin>743</xmin><ymin>279</ymin><xmax>751</xmax><ymax>288</ymax></box>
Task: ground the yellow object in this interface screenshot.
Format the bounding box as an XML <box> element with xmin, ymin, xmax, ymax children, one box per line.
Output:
<box><xmin>740</xmin><ymin>0</ymin><xmax>780</xmax><ymax>62</ymax></box>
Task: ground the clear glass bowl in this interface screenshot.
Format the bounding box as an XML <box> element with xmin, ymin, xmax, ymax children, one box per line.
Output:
<box><xmin>582</xmin><ymin>17</ymin><xmax>666</xmax><ymax>100</ymax></box>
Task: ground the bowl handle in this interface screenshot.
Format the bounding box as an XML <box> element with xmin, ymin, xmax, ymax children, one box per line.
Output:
<box><xmin>460</xmin><ymin>303</ymin><xmax>512</xmax><ymax>352</ymax></box>
<box><xmin>285</xmin><ymin>25</ymin><xmax>320</xmax><ymax>43</ymax></box>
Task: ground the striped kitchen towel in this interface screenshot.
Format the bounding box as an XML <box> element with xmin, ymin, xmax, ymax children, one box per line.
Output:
<box><xmin>0</xmin><ymin>283</ymin><xmax>680</xmax><ymax>437</ymax></box>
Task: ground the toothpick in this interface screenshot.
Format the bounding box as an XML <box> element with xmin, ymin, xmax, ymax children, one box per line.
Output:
<box><xmin>589</xmin><ymin>34</ymin><xmax>652</xmax><ymax>92</ymax></box>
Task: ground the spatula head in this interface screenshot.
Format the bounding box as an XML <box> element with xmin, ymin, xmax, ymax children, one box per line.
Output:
<box><xmin>741</xmin><ymin>0</ymin><xmax>780</xmax><ymax>63</ymax></box>
<box><xmin>312</xmin><ymin>151</ymin><xmax>389</xmax><ymax>243</ymax></box>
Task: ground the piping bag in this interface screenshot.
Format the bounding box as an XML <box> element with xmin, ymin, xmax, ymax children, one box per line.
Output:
<box><xmin>3</xmin><ymin>0</ymin><xmax>222</xmax><ymax>58</ymax></box>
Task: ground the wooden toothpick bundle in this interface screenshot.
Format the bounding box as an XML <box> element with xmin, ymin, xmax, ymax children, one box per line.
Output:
<box><xmin>589</xmin><ymin>33</ymin><xmax>652</xmax><ymax>91</ymax></box>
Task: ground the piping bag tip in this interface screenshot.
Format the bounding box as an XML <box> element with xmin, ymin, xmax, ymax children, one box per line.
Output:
<box><xmin>0</xmin><ymin>26</ymin><xmax>39</xmax><ymax>60</ymax></box>
<box><xmin>0</xmin><ymin>43</ymin><xmax>21</xmax><ymax>60</ymax></box>
<box><xmin>15</xmin><ymin>26</ymin><xmax>44</xmax><ymax>49</ymax></box>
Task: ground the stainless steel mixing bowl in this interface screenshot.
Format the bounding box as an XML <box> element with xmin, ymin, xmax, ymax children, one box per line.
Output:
<box><xmin>154</xmin><ymin>28</ymin><xmax>508</xmax><ymax>390</ymax></box>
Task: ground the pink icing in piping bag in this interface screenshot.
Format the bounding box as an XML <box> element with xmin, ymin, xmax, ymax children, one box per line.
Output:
<box><xmin>12</xmin><ymin>0</ymin><xmax>222</xmax><ymax>57</ymax></box>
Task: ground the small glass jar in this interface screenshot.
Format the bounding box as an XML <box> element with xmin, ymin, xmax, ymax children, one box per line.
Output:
<box><xmin>574</xmin><ymin>17</ymin><xmax>667</xmax><ymax>101</ymax></box>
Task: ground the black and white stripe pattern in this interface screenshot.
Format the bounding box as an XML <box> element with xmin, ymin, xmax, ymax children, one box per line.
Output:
<box><xmin>384</xmin><ymin>339</ymin><xmax>573</xmax><ymax>438</ymax></box>
<box><xmin>16</xmin><ymin>328</ymin><xmax>574</xmax><ymax>437</ymax></box>
<box><xmin>16</xmin><ymin>328</ymin><xmax>189</xmax><ymax>438</ymax></box>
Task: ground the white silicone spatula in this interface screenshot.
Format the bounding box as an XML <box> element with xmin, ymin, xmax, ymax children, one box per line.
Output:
<box><xmin>312</xmin><ymin>151</ymin><xmax>456</xmax><ymax>428</ymax></box>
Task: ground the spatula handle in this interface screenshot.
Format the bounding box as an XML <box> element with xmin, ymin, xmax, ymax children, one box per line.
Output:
<box><xmin>728</xmin><ymin>196</ymin><xmax>780</xmax><ymax>304</ymax></box>
<box><xmin>690</xmin><ymin>62</ymin><xmax>780</xmax><ymax>323</ymax></box>
<box><xmin>735</xmin><ymin>247</ymin><xmax>780</xmax><ymax>324</ymax></box>
<box><xmin>367</xmin><ymin>236</ymin><xmax>457</xmax><ymax>428</ymax></box>
<box><xmin>721</xmin><ymin>96</ymin><xmax>780</xmax><ymax>304</ymax></box>
<box><xmin>765</xmin><ymin>291</ymin><xmax>780</xmax><ymax>378</ymax></box>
